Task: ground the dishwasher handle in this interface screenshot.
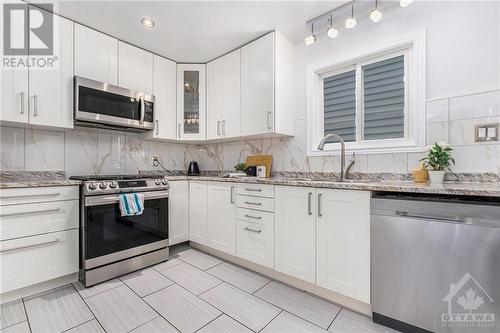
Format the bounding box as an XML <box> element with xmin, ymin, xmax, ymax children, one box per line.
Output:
<box><xmin>395</xmin><ymin>211</ymin><xmax>471</xmax><ymax>224</ymax></box>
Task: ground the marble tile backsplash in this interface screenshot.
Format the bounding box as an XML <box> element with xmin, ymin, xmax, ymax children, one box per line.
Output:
<box><xmin>1</xmin><ymin>89</ymin><xmax>499</xmax><ymax>176</ymax></box>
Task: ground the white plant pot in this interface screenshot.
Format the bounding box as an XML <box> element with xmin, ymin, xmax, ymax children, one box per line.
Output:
<box><xmin>428</xmin><ymin>170</ymin><xmax>445</xmax><ymax>184</ymax></box>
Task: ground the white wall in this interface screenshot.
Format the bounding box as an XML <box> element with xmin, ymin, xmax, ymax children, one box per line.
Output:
<box><xmin>1</xmin><ymin>1</ymin><xmax>499</xmax><ymax>175</ymax></box>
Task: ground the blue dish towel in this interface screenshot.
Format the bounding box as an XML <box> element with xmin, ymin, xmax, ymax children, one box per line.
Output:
<box><xmin>119</xmin><ymin>193</ymin><xmax>144</xmax><ymax>216</ymax></box>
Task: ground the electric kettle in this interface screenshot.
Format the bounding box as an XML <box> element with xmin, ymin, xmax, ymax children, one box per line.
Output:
<box><xmin>187</xmin><ymin>161</ymin><xmax>200</xmax><ymax>176</ymax></box>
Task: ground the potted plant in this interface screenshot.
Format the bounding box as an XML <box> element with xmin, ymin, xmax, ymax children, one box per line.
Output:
<box><xmin>420</xmin><ymin>142</ymin><xmax>455</xmax><ymax>184</ymax></box>
<box><xmin>234</xmin><ymin>163</ymin><xmax>248</xmax><ymax>174</ymax></box>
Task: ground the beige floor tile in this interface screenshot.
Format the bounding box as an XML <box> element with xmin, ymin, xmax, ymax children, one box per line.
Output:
<box><xmin>0</xmin><ymin>300</ymin><xmax>26</xmax><ymax>329</ymax></box>
<box><xmin>130</xmin><ymin>317</ymin><xmax>179</xmax><ymax>333</ymax></box>
<box><xmin>73</xmin><ymin>278</ymin><xmax>123</xmax><ymax>299</ymax></box>
<box><xmin>66</xmin><ymin>319</ymin><xmax>105</xmax><ymax>333</ymax></box>
<box><xmin>206</xmin><ymin>262</ymin><xmax>271</xmax><ymax>293</ymax></box>
<box><xmin>262</xmin><ymin>311</ymin><xmax>328</xmax><ymax>333</ymax></box>
<box><xmin>177</xmin><ymin>249</ymin><xmax>222</xmax><ymax>270</ymax></box>
<box><xmin>160</xmin><ymin>263</ymin><xmax>222</xmax><ymax>295</ymax></box>
<box><xmin>120</xmin><ymin>268</ymin><xmax>174</xmax><ymax>297</ymax></box>
<box><xmin>328</xmin><ymin>309</ymin><xmax>398</xmax><ymax>333</ymax></box>
<box><xmin>198</xmin><ymin>314</ymin><xmax>252</xmax><ymax>333</ymax></box>
<box><xmin>0</xmin><ymin>321</ymin><xmax>30</xmax><ymax>333</ymax></box>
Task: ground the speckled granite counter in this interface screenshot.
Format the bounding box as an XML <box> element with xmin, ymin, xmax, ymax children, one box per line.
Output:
<box><xmin>0</xmin><ymin>171</ymin><xmax>81</xmax><ymax>189</ymax></box>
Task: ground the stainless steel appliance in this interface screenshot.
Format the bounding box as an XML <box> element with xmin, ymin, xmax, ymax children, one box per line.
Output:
<box><xmin>70</xmin><ymin>175</ymin><xmax>169</xmax><ymax>287</ymax></box>
<box><xmin>371</xmin><ymin>193</ymin><xmax>500</xmax><ymax>333</ymax></box>
<box><xmin>74</xmin><ymin>76</ymin><xmax>155</xmax><ymax>131</ymax></box>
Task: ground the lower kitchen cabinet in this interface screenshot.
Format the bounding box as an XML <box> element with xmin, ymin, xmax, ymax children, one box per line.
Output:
<box><xmin>207</xmin><ymin>183</ymin><xmax>237</xmax><ymax>255</ymax></box>
<box><xmin>316</xmin><ymin>189</ymin><xmax>371</xmax><ymax>303</ymax></box>
<box><xmin>236</xmin><ymin>209</ymin><xmax>274</xmax><ymax>268</ymax></box>
<box><xmin>189</xmin><ymin>181</ymin><xmax>208</xmax><ymax>245</ymax></box>
<box><xmin>169</xmin><ymin>181</ymin><xmax>189</xmax><ymax>245</ymax></box>
<box><xmin>274</xmin><ymin>186</ymin><xmax>316</xmax><ymax>283</ymax></box>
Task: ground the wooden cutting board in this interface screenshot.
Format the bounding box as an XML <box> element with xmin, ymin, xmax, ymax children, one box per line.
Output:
<box><xmin>246</xmin><ymin>155</ymin><xmax>273</xmax><ymax>178</ymax></box>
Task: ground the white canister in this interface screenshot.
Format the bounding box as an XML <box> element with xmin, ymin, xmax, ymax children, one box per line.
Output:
<box><xmin>257</xmin><ymin>166</ymin><xmax>266</xmax><ymax>178</ymax></box>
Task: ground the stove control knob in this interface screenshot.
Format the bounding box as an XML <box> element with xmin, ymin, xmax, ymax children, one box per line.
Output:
<box><xmin>109</xmin><ymin>181</ymin><xmax>118</xmax><ymax>188</ymax></box>
<box><xmin>154</xmin><ymin>179</ymin><xmax>161</xmax><ymax>186</ymax></box>
<box><xmin>88</xmin><ymin>182</ymin><xmax>97</xmax><ymax>190</ymax></box>
<box><xmin>161</xmin><ymin>179</ymin><xmax>168</xmax><ymax>185</ymax></box>
<box><xmin>99</xmin><ymin>181</ymin><xmax>107</xmax><ymax>189</ymax></box>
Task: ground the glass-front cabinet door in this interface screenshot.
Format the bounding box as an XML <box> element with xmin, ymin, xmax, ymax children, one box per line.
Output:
<box><xmin>177</xmin><ymin>64</ymin><xmax>206</xmax><ymax>140</ymax></box>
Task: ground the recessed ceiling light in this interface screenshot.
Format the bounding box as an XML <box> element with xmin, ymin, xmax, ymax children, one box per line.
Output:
<box><xmin>141</xmin><ymin>18</ymin><xmax>155</xmax><ymax>28</ymax></box>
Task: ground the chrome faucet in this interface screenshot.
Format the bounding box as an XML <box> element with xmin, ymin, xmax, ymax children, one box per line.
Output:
<box><xmin>317</xmin><ymin>133</ymin><xmax>346</xmax><ymax>181</ymax></box>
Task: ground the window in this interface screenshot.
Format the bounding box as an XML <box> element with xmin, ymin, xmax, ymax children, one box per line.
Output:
<box><xmin>307</xmin><ymin>31</ymin><xmax>426</xmax><ymax>155</ymax></box>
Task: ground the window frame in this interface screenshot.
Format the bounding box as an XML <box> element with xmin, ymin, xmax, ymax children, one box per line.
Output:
<box><xmin>307</xmin><ymin>30</ymin><xmax>426</xmax><ymax>156</ymax></box>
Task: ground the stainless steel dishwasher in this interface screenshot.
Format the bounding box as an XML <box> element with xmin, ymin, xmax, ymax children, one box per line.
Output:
<box><xmin>371</xmin><ymin>193</ymin><xmax>500</xmax><ymax>333</ymax></box>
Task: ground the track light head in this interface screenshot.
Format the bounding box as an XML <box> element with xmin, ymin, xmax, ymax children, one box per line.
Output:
<box><xmin>305</xmin><ymin>22</ymin><xmax>316</xmax><ymax>46</ymax></box>
<box><xmin>370</xmin><ymin>9</ymin><xmax>382</xmax><ymax>22</ymax></box>
<box><xmin>345</xmin><ymin>4</ymin><xmax>357</xmax><ymax>29</ymax></box>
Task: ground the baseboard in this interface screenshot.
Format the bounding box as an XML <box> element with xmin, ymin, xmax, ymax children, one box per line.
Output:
<box><xmin>189</xmin><ymin>241</ymin><xmax>371</xmax><ymax>316</ymax></box>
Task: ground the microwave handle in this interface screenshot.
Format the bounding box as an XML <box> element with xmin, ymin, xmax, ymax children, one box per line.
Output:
<box><xmin>139</xmin><ymin>96</ymin><xmax>145</xmax><ymax>124</ymax></box>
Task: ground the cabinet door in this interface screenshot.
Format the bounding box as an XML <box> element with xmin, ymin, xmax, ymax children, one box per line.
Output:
<box><xmin>152</xmin><ymin>55</ymin><xmax>177</xmax><ymax>139</ymax></box>
<box><xmin>207</xmin><ymin>49</ymin><xmax>240</xmax><ymax>140</ymax></box>
<box><xmin>169</xmin><ymin>181</ymin><xmax>189</xmax><ymax>246</ymax></box>
<box><xmin>118</xmin><ymin>42</ymin><xmax>153</xmax><ymax>93</ymax></box>
<box><xmin>207</xmin><ymin>182</ymin><xmax>236</xmax><ymax>255</ymax></box>
<box><xmin>274</xmin><ymin>186</ymin><xmax>315</xmax><ymax>283</ymax></box>
<box><xmin>29</xmin><ymin>11</ymin><xmax>73</xmax><ymax>129</ymax></box>
<box><xmin>74</xmin><ymin>24</ymin><xmax>118</xmax><ymax>85</ymax></box>
<box><xmin>316</xmin><ymin>189</ymin><xmax>370</xmax><ymax>303</ymax></box>
<box><xmin>189</xmin><ymin>181</ymin><xmax>208</xmax><ymax>245</ymax></box>
<box><xmin>241</xmin><ymin>33</ymin><xmax>274</xmax><ymax>136</ymax></box>
<box><xmin>177</xmin><ymin>64</ymin><xmax>206</xmax><ymax>140</ymax></box>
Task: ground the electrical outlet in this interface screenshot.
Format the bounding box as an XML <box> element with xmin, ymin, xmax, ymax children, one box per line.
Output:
<box><xmin>152</xmin><ymin>156</ymin><xmax>159</xmax><ymax>166</ymax></box>
<box><xmin>475</xmin><ymin>123</ymin><xmax>499</xmax><ymax>142</ymax></box>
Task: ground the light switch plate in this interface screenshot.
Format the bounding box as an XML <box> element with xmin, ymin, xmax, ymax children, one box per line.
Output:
<box><xmin>475</xmin><ymin>123</ymin><xmax>499</xmax><ymax>142</ymax></box>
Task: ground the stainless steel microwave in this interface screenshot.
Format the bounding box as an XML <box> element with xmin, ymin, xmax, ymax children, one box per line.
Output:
<box><xmin>74</xmin><ymin>76</ymin><xmax>155</xmax><ymax>131</ymax></box>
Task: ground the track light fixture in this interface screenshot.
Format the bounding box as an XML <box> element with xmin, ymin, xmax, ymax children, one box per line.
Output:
<box><xmin>304</xmin><ymin>22</ymin><xmax>316</xmax><ymax>46</ymax></box>
<box><xmin>344</xmin><ymin>5</ymin><xmax>357</xmax><ymax>29</ymax></box>
<box><xmin>326</xmin><ymin>14</ymin><xmax>338</xmax><ymax>39</ymax></box>
<box><xmin>370</xmin><ymin>0</ymin><xmax>382</xmax><ymax>22</ymax></box>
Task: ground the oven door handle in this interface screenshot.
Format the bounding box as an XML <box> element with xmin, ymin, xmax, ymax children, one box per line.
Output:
<box><xmin>85</xmin><ymin>190</ymin><xmax>168</xmax><ymax>206</ymax></box>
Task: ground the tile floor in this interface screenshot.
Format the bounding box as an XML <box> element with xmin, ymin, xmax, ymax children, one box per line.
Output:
<box><xmin>0</xmin><ymin>245</ymin><xmax>397</xmax><ymax>333</ymax></box>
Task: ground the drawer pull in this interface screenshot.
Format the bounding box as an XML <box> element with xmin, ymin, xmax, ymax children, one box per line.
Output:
<box><xmin>0</xmin><ymin>193</ymin><xmax>61</xmax><ymax>200</ymax></box>
<box><xmin>244</xmin><ymin>201</ymin><xmax>262</xmax><ymax>206</ymax></box>
<box><xmin>0</xmin><ymin>238</ymin><xmax>60</xmax><ymax>254</ymax></box>
<box><xmin>244</xmin><ymin>214</ymin><xmax>262</xmax><ymax>220</ymax></box>
<box><xmin>244</xmin><ymin>227</ymin><xmax>262</xmax><ymax>233</ymax></box>
<box><xmin>244</xmin><ymin>188</ymin><xmax>262</xmax><ymax>192</ymax></box>
<box><xmin>0</xmin><ymin>208</ymin><xmax>60</xmax><ymax>217</ymax></box>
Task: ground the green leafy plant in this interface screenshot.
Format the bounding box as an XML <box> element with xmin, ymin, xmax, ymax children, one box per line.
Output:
<box><xmin>420</xmin><ymin>142</ymin><xmax>455</xmax><ymax>171</ymax></box>
<box><xmin>234</xmin><ymin>163</ymin><xmax>248</xmax><ymax>172</ymax></box>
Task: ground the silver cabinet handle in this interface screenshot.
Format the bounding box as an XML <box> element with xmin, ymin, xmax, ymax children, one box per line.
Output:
<box><xmin>0</xmin><ymin>192</ymin><xmax>61</xmax><ymax>200</ymax></box>
<box><xmin>222</xmin><ymin>120</ymin><xmax>226</xmax><ymax>136</ymax></box>
<box><xmin>20</xmin><ymin>92</ymin><xmax>25</xmax><ymax>114</ymax></box>
<box><xmin>0</xmin><ymin>238</ymin><xmax>60</xmax><ymax>254</ymax></box>
<box><xmin>33</xmin><ymin>95</ymin><xmax>38</xmax><ymax>117</ymax></box>
<box><xmin>244</xmin><ymin>214</ymin><xmax>262</xmax><ymax>220</ymax></box>
<box><xmin>317</xmin><ymin>193</ymin><xmax>322</xmax><ymax>217</ymax></box>
<box><xmin>244</xmin><ymin>188</ymin><xmax>262</xmax><ymax>192</ymax></box>
<box><xmin>217</xmin><ymin>121</ymin><xmax>221</xmax><ymax>136</ymax></box>
<box><xmin>156</xmin><ymin>120</ymin><xmax>159</xmax><ymax>135</ymax></box>
<box><xmin>0</xmin><ymin>208</ymin><xmax>60</xmax><ymax>218</ymax></box>
<box><xmin>244</xmin><ymin>227</ymin><xmax>262</xmax><ymax>233</ymax></box>
<box><xmin>266</xmin><ymin>111</ymin><xmax>272</xmax><ymax>129</ymax></box>
<box><xmin>230</xmin><ymin>186</ymin><xmax>235</xmax><ymax>204</ymax></box>
<box><xmin>244</xmin><ymin>201</ymin><xmax>262</xmax><ymax>206</ymax></box>
<box><xmin>178</xmin><ymin>123</ymin><xmax>181</xmax><ymax>138</ymax></box>
<box><xmin>308</xmin><ymin>192</ymin><xmax>312</xmax><ymax>215</ymax></box>
<box><xmin>395</xmin><ymin>211</ymin><xmax>469</xmax><ymax>224</ymax></box>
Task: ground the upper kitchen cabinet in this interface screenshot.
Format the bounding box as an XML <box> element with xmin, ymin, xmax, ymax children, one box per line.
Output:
<box><xmin>141</xmin><ymin>55</ymin><xmax>177</xmax><ymax>140</ymax></box>
<box><xmin>207</xmin><ymin>49</ymin><xmax>241</xmax><ymax>140</ymax></box>
<box><xmin>240</xmin><ymin>31</ymin><xmax>295</xmax><ymax>137</ymax></box>
<box><xmin>177</xmin><ymin>64</ymin><xmax>206</xmax><ymax>141</ymax></box>
<box><xmin>74</xmin><ymin>24</ymin><xmax>118</xmax><ymax>85</ymax></box>
<box><xmin>118</xmin><ymin>42</ymin><xmax>154</xmax><ymax>93</ymax></box>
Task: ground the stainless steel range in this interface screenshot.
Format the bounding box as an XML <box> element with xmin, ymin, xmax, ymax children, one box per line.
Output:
<box><xmin>70</xmin><ymin>175</ymin><xmax>169</xmax><ymax>287</ymax></box>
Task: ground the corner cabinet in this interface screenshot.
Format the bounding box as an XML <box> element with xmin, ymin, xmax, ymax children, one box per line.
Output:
<box><xmin>169</xmin><ymin>181</ymin><xmax>189</xmax><ymax>246</ymax></box>
<box><xmin>189</xmin><ymin>181</ymin><xmax>208</xmax><ymax>245</ymax></box>
<box><xmin>207</xmin><ymin>183</ymin><xmax>237</xmax><ymax>255</ymax></box>
<box><xmin>177</xmin><ymin>64</ymin><xmax>206</xmax><ymax>141</ymax></box>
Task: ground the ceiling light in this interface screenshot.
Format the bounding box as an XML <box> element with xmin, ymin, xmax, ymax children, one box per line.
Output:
<box><xmin>345</xmin><ymin>5</ymin><xmax>357</xmax><ymax>29</ymax></box>
<box><xmin>400</xmin><ymin>0</ymin><xmax>414</xmax><ymax>7</ymax></box>
<box><xmin>141</xmin><ymin>17</ymin><xmax>155</xmax><ymax>28</ymax></box>
<box><xmin>304</xmin><ymin>22</ymin><xmax>316</xmax><ymax>46</ymax></box>
<box><xmin>370</xmin><ymin>0</ymin><xmax>382</xmax><ymax>22</ymax></box>
<box><xmin>326</xmin><ymin>14</ymin><xmax>338</xmax><ymax>39</ymax></box>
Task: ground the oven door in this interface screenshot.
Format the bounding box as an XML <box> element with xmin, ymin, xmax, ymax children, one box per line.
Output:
<box><xmin>74</xmin><ymin>76</ymin><xmax>155</xmax><ymax>131</ymax></box>
<box><xmin>83</xmin><ymin>191</ymin><xmax>168</xmax><ymax>269</ymax></box>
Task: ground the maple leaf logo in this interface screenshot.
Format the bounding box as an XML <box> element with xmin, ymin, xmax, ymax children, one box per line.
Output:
<box><xmin>457</xmin><ymin>288</ymin><xmax>485</xmax><ymax>313</ymax></box>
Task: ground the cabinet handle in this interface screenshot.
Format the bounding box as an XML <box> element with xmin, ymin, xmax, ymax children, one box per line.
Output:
<box><xmin>244</xmin><ymin>227</ymin><xmax>262</xmax><ymax>234</ymax></box>
<box><xmin>244</xmin><ymin>214</ymin><xmax>262</xmax><ymax>220</ymax></box>
<box><xmin>317</xmin><ymin>193</ymin><xmax>322</xmax><ymax>217</ymax></box>
<box><xmin>0</xmin><ymin>208</ymin><xmax>60</xmax><ymax>218</ymax></box>
<box><xmin>33</xmin><ymin>95</ymin><xmax>38</xmax><ymax>117</ymax></box>
<box><xmin>217</xmin><ymin>121</ymin><xmax>221</xmax><ymax>136</ymax></box>
<box><xmin>244</xmin><ymin>188</ymin><xmax>262</xmax><ymax>192</ymax></box>
<box><xmin>230</xmin><ymin>186</ymin><xmax>235</xmax><ymax>203</ymax></box>
<box><xmin>0</xmin><ymin>238</ymin><xmax>60</xmax><ymax>254</ymax></box>
<box><xmin>178</xmin><ymin>124</ymin><xmax>181</xmax><ymax>138</ymax></box>
<box><xmin>266</xmin><ymin>111</ymin><xmax>272</xmax><ymax>129</ymax></box>
<box><xmin>244</xmin><ymin>201</ymin><xmax>262</xmax><ymax>206</ymax></box>
<box><xmin>20</xmin><ymin>92</ymin><xmax>25</xmax><ymax>115</ymax></box>
<box><xmin>222</xmin><ymin>120</ymin><xmax>226</xmax><ymax>136</ymax></box>
<box><xmin>156</xmin><ymin>120</ymin><xmax>159</xmax><ymax>135</ymax></box>
<box><xmin>308</xmin><ymin>192</ymin><xmax>312</xmax><ymax>215</ymax></box>
<box><xmin>0</xmin><ymin>193</ymin><xmax>61</xmax><ymax>200</ymax></box>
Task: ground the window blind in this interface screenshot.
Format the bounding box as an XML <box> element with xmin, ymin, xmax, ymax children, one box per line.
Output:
<box><xmin>362</xmin><ymin>55</ymin><xmax>405</xmax><ymax>140</ymax></box>
<box><xmin>323</xmin><ymin>70</ymin><xmax>356</xmax><ymax>142</ymax></box>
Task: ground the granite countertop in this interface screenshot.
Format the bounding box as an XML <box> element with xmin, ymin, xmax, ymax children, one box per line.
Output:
<box><xmin>0</xmin><ymin>171</ymin><xmax>82</xmax><ymax>189</ymax></box>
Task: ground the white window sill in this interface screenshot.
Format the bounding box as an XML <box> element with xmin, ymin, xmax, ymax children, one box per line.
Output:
<box><xmin>308</xmin><ymin>141</ymin><xmax>426</xmax><ymax>156</ymax></box>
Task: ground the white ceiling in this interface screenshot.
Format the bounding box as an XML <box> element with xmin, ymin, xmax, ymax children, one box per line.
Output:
<box><xmin>28</xmin><ymin>1</ymin><xmax>350</xmax><ymax>63</ymax></box>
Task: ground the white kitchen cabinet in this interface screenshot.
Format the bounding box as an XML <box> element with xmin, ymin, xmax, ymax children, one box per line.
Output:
<box><xmin>316</xmin><ymin>189</ymin><xmax>371</xmax><ymax>303</ymax></box>
<box><xmin>274</xmin><ymin>186</ymin><xmax>316</xmax><ymax>283</ymax></box>
<box><xmin>207</xmin><ymin>49</ymin><xmax>241</xmax><ymax>140</ymax></box>
<box><xmin>142</xmin><ymin>55</ymin><xmax>177</xmax><ymax>140</ymax></box>
<box><xmin>207</xmin><ymin>182</ymin><xmax>236</xmax><ymax>255</ymax></box>
<box><xmin>177</xmin><ymin>64</ymin><xmax>206</xmax><ymax>141</ymax></box>
<box><xmin>189</xmin><ymin>181</ymin><xmax>208</xmax><ymax>245</ymax></box>
<box><xmin>118</xmin><ymin>42</ymin><xmax>154</xmax><ymax>93</ymax></box>
<box><xmin>74</xmin><ymin>23</ymin><xmax>118</xmax><ymax>85</ymax></box>
<box><xmin>169</xmin><ymin>181</ymin><xmax>189</xmax><ymax>246</ymax></box>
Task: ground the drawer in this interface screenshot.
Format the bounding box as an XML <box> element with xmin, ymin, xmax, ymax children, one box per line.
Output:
<box><xmin>0</xmin><ymin>229</ymin><xmax>79</xmax><ymax>294</ymax></box>
<box><xmin>0</xmin><ymin>200</ymin><xmax>79</xmax><ymax>241</ymax></box>
<box><xmin>236</xmin><ymin>219</ymin><xmax>273</xmax><ymax>269</ymax></box>
<box><xmin>237</xmin><ymin>208</ymin><xmax>273</xmax><ymax>225</ymax></box>
<box><xmin>0</xmin><ymin>186</ymin><xmax>79</xmax><ymax>206</ymax></box>
<box><xmin>236</xmin><ymin>184</ymin><xmax>274</xmax><ymax>198</ymax></box>
<box><xmin>237</xmin><ymin>195</ymin><xmax>274</xmax><ymax>212</ymax></box>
